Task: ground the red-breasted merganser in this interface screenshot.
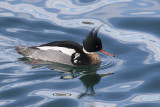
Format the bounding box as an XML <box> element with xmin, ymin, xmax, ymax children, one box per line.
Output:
<box><xmin>15</xmin><ymin>26</ymin><xmax>115</xmax><ymax>66</ymax></box>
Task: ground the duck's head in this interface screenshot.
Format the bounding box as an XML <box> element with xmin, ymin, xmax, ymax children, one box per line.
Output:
<box><xmin>83</xmin><ymin>26</ymin><xmax>115</xmax><ymax>57</ymax></box>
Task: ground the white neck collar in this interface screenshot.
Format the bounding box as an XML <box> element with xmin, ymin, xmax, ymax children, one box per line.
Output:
<box><xmin>83</xmin><ymin>48</ymin><xmax>96</xmax><ymax>54</ymax></box>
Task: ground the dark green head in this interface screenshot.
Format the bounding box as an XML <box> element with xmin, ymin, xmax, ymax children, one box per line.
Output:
<box><xmin>83</xmin><ymin>25</ymin><xmax>103</xmax><ymax>52</ymax></box>
<box><xmin>83</xmin><ymin>25</ymin><xmax>115</xmax><ymax>57</ymax></box>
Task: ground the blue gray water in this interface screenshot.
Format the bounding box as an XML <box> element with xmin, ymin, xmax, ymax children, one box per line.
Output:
<box><xmin>0</xmin><ymin>0</ymin><xmax>160</xmax><ymax>107</ymax></box>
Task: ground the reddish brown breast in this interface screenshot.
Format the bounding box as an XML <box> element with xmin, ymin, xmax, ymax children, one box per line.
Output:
<box><xmin>86</xmin><ymin>53</ymin><xmax>101</xmax><ymax>65</ymax></box>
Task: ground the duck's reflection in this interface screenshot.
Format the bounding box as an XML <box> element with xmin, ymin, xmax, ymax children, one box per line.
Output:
<box><xmin>19</xmin><ymin>58</ymin><xmax>114</xmax><ymax>98</ymax></box>
<box><xmin>78</xmin><ymin>72</ymin><xmax>113</xmax><ymax>99</ymax></box>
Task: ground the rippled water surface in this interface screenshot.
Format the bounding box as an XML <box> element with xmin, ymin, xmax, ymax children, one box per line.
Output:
<box><xmin>0</xmin><ymin>0</ymin><xmax>160</xmax><ymax>107</ymax></box>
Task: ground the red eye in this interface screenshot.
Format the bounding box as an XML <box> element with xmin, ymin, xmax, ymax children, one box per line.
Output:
<box><xmin>96</xmin><ymin>45</ymin><xmax>98</xmax><ymax>48</ymax></box>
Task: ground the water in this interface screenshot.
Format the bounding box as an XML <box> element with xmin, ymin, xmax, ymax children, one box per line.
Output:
<box><xmin>0</xmin><ymin>0</ymin><xmax>160</xmax><ymax>107</ymax></box>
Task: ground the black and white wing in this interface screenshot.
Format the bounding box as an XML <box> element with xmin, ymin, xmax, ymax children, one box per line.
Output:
<box><xmin>34</xmin><ymin>41</ymin><xmax>85</xmax><ymax>65</ymax></box>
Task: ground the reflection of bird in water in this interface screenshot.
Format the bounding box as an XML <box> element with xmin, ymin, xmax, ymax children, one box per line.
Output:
<box><xmin>77</xmin><ymin>73</ymin><xmax>114</xmax><ymax>99</ymax></box>
<box><xmin>18</xmin><ymin>58</ymin><xmax>114</xmax><ymax>99</ymax></box>
<box><xmin>15</xmin><ymin>25</ymin><xmax>114</xmax><ymax>66</ymax></box>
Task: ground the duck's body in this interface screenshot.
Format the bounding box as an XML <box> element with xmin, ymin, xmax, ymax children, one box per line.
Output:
<box><xmin>15</xmin><ymin>41</ymin><xmax>100</xmax><ymax>65</ymax></box>
<box><xmin>15</xmin><ymin>26</ymin><xmax>114</xmax><ymax>66</ymax></box>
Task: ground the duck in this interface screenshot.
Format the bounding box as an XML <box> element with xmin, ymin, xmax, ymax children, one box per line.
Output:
<box><xmin>15</xmin><ymin>26</ymin><xmax>115</xmax><ymax>66</ymax></box>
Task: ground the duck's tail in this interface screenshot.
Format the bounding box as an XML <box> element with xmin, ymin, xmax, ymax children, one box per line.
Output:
<box><xmin>15</xmin><ymin>46</ymin><xmax>30</xmax><ymax>56</ymax></box>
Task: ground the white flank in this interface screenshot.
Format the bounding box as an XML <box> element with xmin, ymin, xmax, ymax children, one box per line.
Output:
<box><xmin>37</xmin><ymin>46</ymin><xmax>75</xmax><ymax>56</ymax></box>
